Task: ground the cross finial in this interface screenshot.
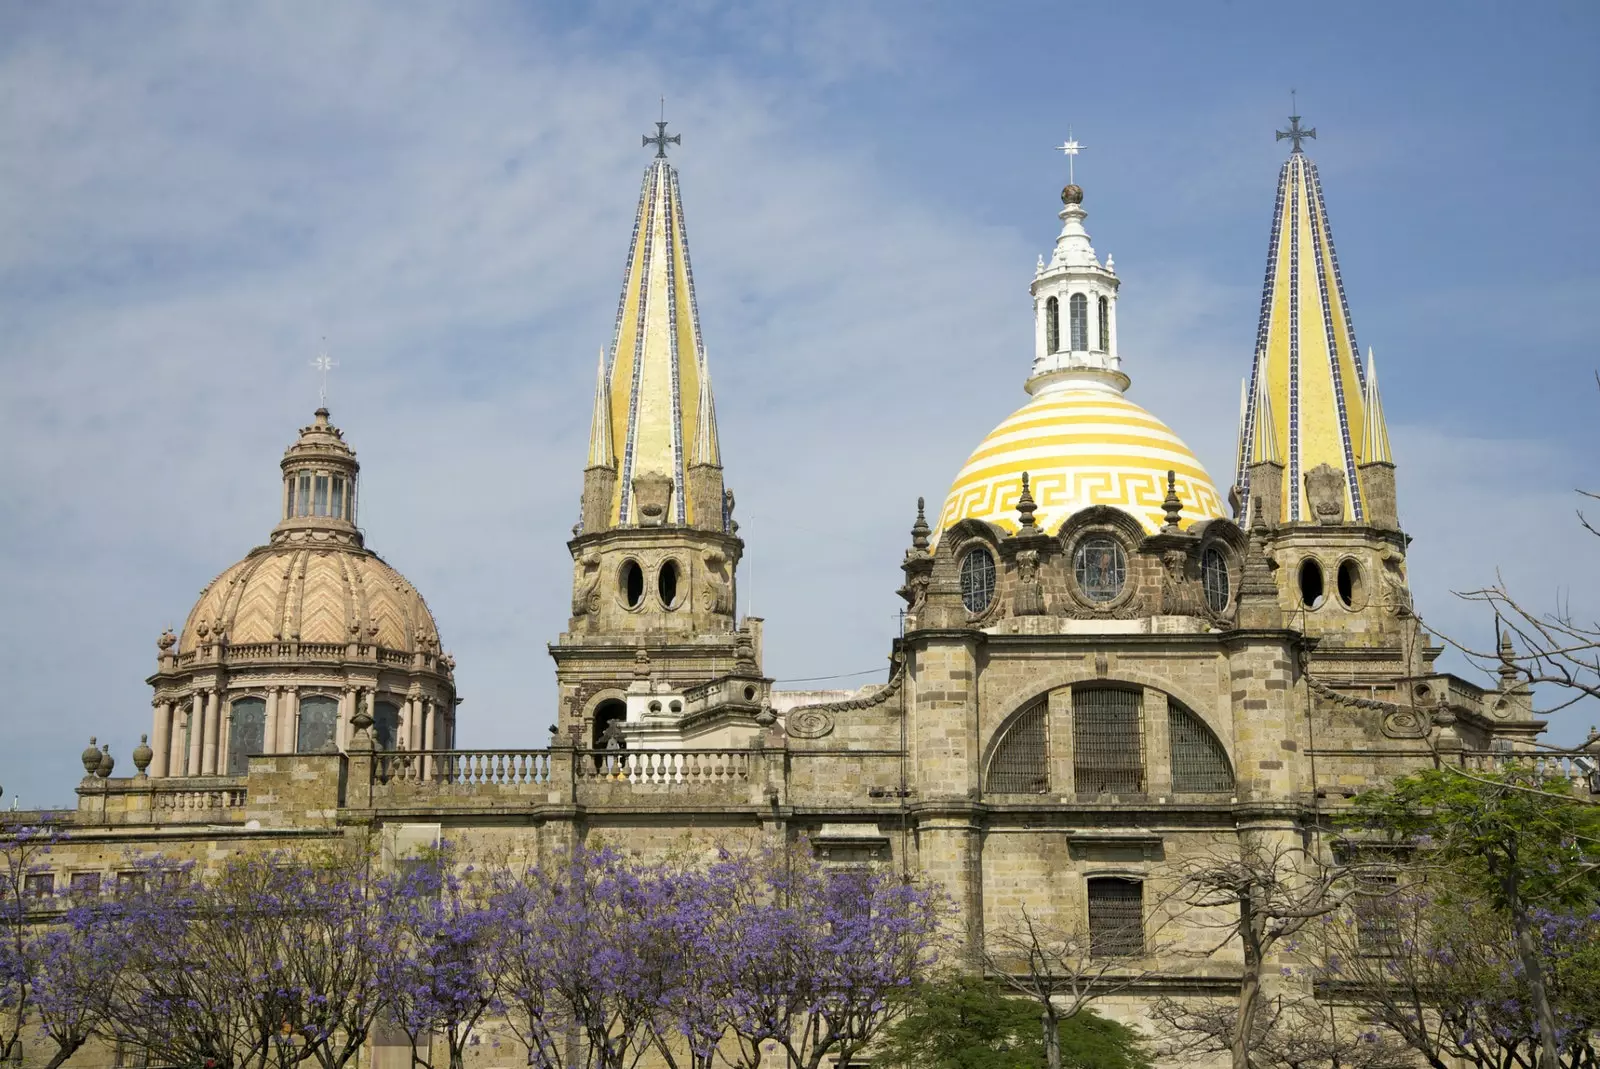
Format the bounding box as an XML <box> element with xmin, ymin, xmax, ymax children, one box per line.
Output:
<box><xmin>643</xmin><ymin>108</ymin><xmax>681</xmax><ymax>159</ymax></box>
<box><xmin>1276</xmin><ymin>93</ymin><xmax>1316</xmax><ymax>155</ymax></box>
<box><xmin>1054</xmin><ymin>127</ymin><xmax>1084</xmax><ymax>185</ymax></box>
<box><xmin>311</xmin><ymin>346</ymin><xmax>337</xmax><ymax>407</ymax></box>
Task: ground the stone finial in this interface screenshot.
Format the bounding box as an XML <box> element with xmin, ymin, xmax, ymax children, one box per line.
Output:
<box><xmin>910</xmin><ymin>498</ymin><xmax>931</xmax><ymax>552</ymax></box>
<box><xmin>755</xmin><ymin>706</ymin><xmax>777</xmax><ymax>727</ymax></box>
<box><xmin>735</xmin><ymin>628</ymin><xmax>757</xmax><ymax>669</ymax></box>
<box><xmin>157</xmin><ymin>628</ymin><xmax>176</xmax><ymax>652</ymax></box>
<box><xmin>350</xmin><ymin>693</ymin><xmax>375</xmax><ymax>733</ymax></box>
<box><xmin>1016</xmin><ymin>473</ymin><xmax>1038</xmax><ymax>531</ymax></box>
<box><xmin>81</xmin><ymin>738</ymin><xmax>101</xmax><ymax>775</ymax></box>
<box><xmin>132</xmin><ymin>735</ymin><xmax>153</xmax><ymax>777</ymax></box>
<box><xmin>1161</xmin><ymin>470</ymin><xmax>1183</xmax><ymax>532</ymax></box>
<box><xmin>95</xmin><ymin>745</ymin><xmax>114</xmax><ymax>779</ymax></box>
<box><xmin>1497</xmin><ymin>626</ymin><xmax>1521</xmax><ymax>688</ymax></box>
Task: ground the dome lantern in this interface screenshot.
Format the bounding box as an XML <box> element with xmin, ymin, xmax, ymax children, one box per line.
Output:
<box><xmin>273</xmin><ymin>407</ymin><xmax>362</xmax><ymax>548</ymax></box>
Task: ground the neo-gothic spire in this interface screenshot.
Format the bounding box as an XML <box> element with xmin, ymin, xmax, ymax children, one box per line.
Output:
<box><xmin>690</xmin><ymin>354</ymin><xmax>721</xmax><ymax>467</ymax></box>
<box><xmin>586</xmin><ymin>349</ymin><xmax>614</xmax><ymax>470</ymax></box>
<box><xmin>1236</xmin><ymin>122</ymin><xmax>1382</xmax><ymax>524</ymax></box>
<box><xmin>599</xmin><ymin>135</ymin><xmax>718</xmax><ymax>526</ymax></box>
<box><xmin>1360</xmin><ymin>347</ymin><xmax>1394</xmax><ymax>466</ymax></box>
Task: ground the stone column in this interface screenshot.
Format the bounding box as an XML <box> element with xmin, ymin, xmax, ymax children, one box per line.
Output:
<box><xmin>1144</xmin><ymin>687</ymin><xmax>1173</xmax><ymax>799</ymax></box>
<box><xmin>151</xmin><ymin>699</ymin><xmax>173</xmax><ymax>778</ymax></box>
<box><xmin>263</xmin><ymin>688</ymin><xmax>279</xmax><ymax>756</ymax></box>
<box><xmin>1047</xmin><ymin>687</ymin><xmax>1073</xmax><ymax>796</ymax></box>
<box><xmin>422</xmin><ymin>699</ymin><xmax>436</xmax><ymax>779</ymax></box>
<box><xmin>338</xmin><ymin>687</ymin><xmax>355</xmax><ymax>751</ymax></box>
<box><xmin>186</xmin><ymin>692</ymin><xmax>205</xmax><ymax>776</ymax></box>
<box><xmin>201</xmin><ymin>690</ymin><xmax>221</xmax><ymax>775</ymax></box>
<box><xmin>218</xmin><ymin>699</ymin><xmax>232</xmax><ymax>776</ymax></box>
<box><xmin>281</xmin><ymin>686</ymin><xmax>299</xmax><ymax>753</ymax></box>
<box><xmin>405</xmin><ymin>695</ymin><xmax>420</xmax><ymax>750</ymax></box>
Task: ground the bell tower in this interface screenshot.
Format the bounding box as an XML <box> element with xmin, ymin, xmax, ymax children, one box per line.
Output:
<box><xmin>550</xmin><ymin>122</ymin><xmax>762</xmax><ymax>748</ymax></box>
<box><xmin>1233</xmin><ymin>112</ymin><xmax>1414</xmax><ymax>656</ymax></box>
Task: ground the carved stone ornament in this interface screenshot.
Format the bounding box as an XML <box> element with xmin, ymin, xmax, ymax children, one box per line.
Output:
<box><xmin>81</xmin><ymin>738</ymin><xmax>101</xmax><ymax>775</ymax></box>
<box><xmin>132</xmin><ymin>734</ymin><xmax>153</xmax><ymax>776</ymax></box>
<box><xmin>1159</xmin><ymin>549</ymin><xmax>1193</xmax><ymax>615</ymax></box>
<box><xmin>157</xmin><ymin>628</ymin><xmax>176</xmax><ymax>652</ymax></box>
<box><xmin>1381</xmin><ymin>708</ymin><xmax>1432</xmax><ymax>739</ymax></box>
<box><xmin>1012</xmin><ymin>549</ymin><xmax>1046</xmax><ymax>616</ymax></box>
<box><xmin>785</xmin><ymin>708</ymin><xmax>835</xmax><ymax>740</ymax></box>
<box><xmin>632</xmin><ymin>471</ymin><xmax>675</xmax><ymax>527</ymax></box>
<box><xmin>1304</xmin><ymin>464</ymin><xmax>1346</xmax><ymax>525</ymax></box>
<box><xmin>699</xmin><ymin>550</ymin><xmax>732</xmax><ymax>616</ymax></box>
<box><xmin>572</xmin><ymin>549</ymin><xmax>602</xmax><ymax>617</ymax></box>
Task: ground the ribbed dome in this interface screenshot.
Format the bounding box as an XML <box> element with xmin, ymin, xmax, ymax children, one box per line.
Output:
<box><xmin>936</xmin><ymin>383</ymin><xmax>1225</xmax><ymax>538</ymax></box>
<box><xmin>178</xmin><ymin>545</ymin><xmax>441</xmax><ymax>656</ymax></box>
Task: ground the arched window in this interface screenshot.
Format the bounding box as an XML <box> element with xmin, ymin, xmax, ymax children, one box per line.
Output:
<box><xmin>374</xmin><ymin>700</ymin><xmax>401</xmax><ymax>752</ymax></box>
<box><xmin>1201</xmin><ymin>547</ymin><xmax>1230</xmax><ymax>612</ymax></box>
<box><xmin>1073</xmin><ymin>687</ymin><xmax>1143</xmax><ymax>795</ymax></box>
<box><xmin>226</xmin><ymin>697</ymin><xmax>266</xmax><ymax>776</ymax></box>
<box><xmin>1168</xmin><ymin>703</ymin><xmax>1234</xmax><ymax>792</ymax></box>
<box><xmin>985</xmin><ymin>700</ymin><xmax>1048</xmax><ymax>794</ymax></box>
<box><xmin>1074</xmin><ymin>537</ymin><xmax>1127</xmax><ymax>603</ymax></box>
<box><xmin>296</xmin><ymin>695</ymin><xmax>339</xmax><ymax>754</ymax></box>
<box><xmin>959</xmin><ymin>549</ymin><xmax>996</xmax><ymax>615</ymax></box>
<box><xmin>1097</xmin><ymin>295</ymin><xmax>1110</xmax><ymax>351</ymax></box>
<box><xmin>1045</xmin><ymin>296</ymin><xmax>1060</xmax><ymax>353</ymax></box>
<box><xmin>1069</xmin><ymin>293</ymin><xmax>1088</xmax><ymax>350</ymax></box>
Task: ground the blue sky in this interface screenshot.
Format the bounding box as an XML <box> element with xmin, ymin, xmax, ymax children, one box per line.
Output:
<box><xmin>1</xmin><ymin>1</ymin><xmax>1595</xmax><ymax>806</ymax></box>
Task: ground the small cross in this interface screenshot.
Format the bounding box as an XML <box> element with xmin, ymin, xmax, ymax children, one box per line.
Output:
<box><xmin>1276</xmin><ymin>93</ymin><xmax>1316</xmax><ymax>155</ymax></box>
<box><xmin>311</xmin><ymin>352</ymin><xmax>337</xmax><ymax>407</ymax></box>
<box><xmin>1055</xmin><ymin>127</ymin><xmax>1084</xmax><ymax>185</ymax></box>
<box><xmin>643</xmin><ymin>119</ymin><xmax>680</xmax><ymax>159</ymax></box>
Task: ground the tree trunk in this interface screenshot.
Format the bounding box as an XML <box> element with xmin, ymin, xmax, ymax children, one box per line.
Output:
<box><xmin>1233</xmin><ymin>896</ymin><xmax>1263</xmax><ymax>1069</ymax></box>
<box><xmin>42</xmin><ymin>1037</ymin><xmax>86</xmax><ymax>1069</ymax></box>
<box><xmin>1043</xmin><ymin>1003</ymin><xmax>1061</xmax><ymax>1069</ymax></box>
<box><xmin>1506</xmin><ymin>881</ymin><xmax>1561</xmax><ymax>1069</ymax></box>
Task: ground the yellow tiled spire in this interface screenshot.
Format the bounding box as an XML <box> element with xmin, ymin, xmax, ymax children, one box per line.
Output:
<box><xmin>1237</xmin><ymin>114</ymin><xmax>1376</xmax><ymax>524</ymax></box>
<box><xmin>1359</xmin><ymin>347</ymin><xmax>1393</xmax><ymax>466</ymax></box>
<box><xmin>690</xmin><ymin>353</ymin><xmax>721</xmax><ymax>468</ymax></box>
<box><xmin>586</xmin><ymin>349</ymin><xmax>615</xmax><ymax>470</ymax></box>
<box><xmin>602</xmin><ymin>122</ymin><xmax>713</xmax><ymax>526</ymax></box>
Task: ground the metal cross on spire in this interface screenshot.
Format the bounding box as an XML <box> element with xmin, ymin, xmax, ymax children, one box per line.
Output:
<box><xmin>643</xmin><ymin>100</ymin><xmax>681</xmax><ymax>159</ymax></box>
<box><xmin>312</xmin><ymin>350</ymin><xmax>337</xmax><ymax>407</ymax></box>
<box><xmin>1276</xmin><ymin>92</ymin><xmax>1316</xmax><ymax>155</ymax></box>
<box><xmin>1055</xmin><ymin>127</ymin><xmax>1084</xmax><ymax>184</ymax></box>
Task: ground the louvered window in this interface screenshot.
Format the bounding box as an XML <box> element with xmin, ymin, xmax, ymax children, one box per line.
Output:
<box><xmin>985</xmin><ymin>700</ymin><xmax>1048</xmax><ymax>794</ymax></box>
<box><xmin>1046</xmin><ymin>296</ymin><xmax>1061</xmax><ymax>353</ymax></box>
<box><xmin>1087</xmin><ymin>878</ymin><xmax>1144</xmax><ymax>957</ymax></box>
<box><xmin>1070</xmin><ymin>293</ymin><xmax>1089</xmax><ymax>350</ymax></box>
<box><xmin>1097</xmin><ymin>295</ymin><xmax>1110</xmax><ymax>351</ymax></box>
<box><xmin>1168</xmin><ymin>704</ymin><xmax>1233</xmax><ymax>793</ymax></box>
<box><xmin>1073</xmin><ymin>688</ymin><xmax>1143</xmax><ymax>794</ymax></box>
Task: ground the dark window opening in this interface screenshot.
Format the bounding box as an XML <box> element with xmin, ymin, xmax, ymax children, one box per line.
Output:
<box><xmin>1356</xmin><ymin>875</ymin><xmax>1400</xmax><ymax>953</ymax></box>
<box><xmin>1299</xmin><ymin>559</ymin><xmax>1325</xmax><ymax>609</ymax></box>
<box><xmin>226</xmin><ymin>697</ymin><xmax>267</xmax><ymax>775</ymax></box>
<box><xmin>1202</xmin><ymin>547</ymin><xmax>1230</xmax><ymax>612</ymax></box>
<box><xmin>1073</xmin><ymin>688</ymin><xmax>1144</xmax><ymax>795</ymax></box>
<box><xmin>1069</xmin><ymin>293</ymin><xmax>1089</xmax><ymax>350</ymax></box>
<box><xmin>1337</xmin><ymin>559</ymin><xmax>1361</xmax><ymax>608</ymax></box>
<box><xmin>1088</xmin><ymin>878</ymin><xmax>1144</xmax><ymax>957</ymax></box>
<box><xmin>985</xmin><ymin>700</ymin><xmax>1048</xmax><ymax>794</ymax></box>
<box><xmin>1045</xmin><ymin>296</ymin><xmax>1060</xmax><ymax>353</ymax></box>
<box><xmin>1097</xmin><ymin>295</ymin><xmax>1110</xmax><ymax>351</ymax></box>
<box><xmin>622</xmin><ymin>561</ymin><xmax>645</xmax><ymax>608</ymax></box>
<box><xmin>959</xmin><ymin>549</ymin><xmax>996</xmax><ymax>614</ymax></box>
<box><xmin>592</xmin><ymin>699</ymin><xmax>627</xmax><ymax>751</ymax></box>
<box><xmin>374</xmin><ymin>701</ymin><xmax>401</xmax><ymax>751</ymax></box>
<box><xmin>658</xmin><ymin>560</ymin><xmax>680</xmax><ymax>607</ymax></box>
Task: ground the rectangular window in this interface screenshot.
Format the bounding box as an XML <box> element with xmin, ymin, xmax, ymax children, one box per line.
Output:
<box><xmin>285</xmin><ymin>478</ymin><xmax>296</xmax><ymax>518</ymax></box>
<box><xmin>23</xmin><ymin>873</ymin><xmax>54</xmax><ymax>898</ymax></box>
<box><xmin>1098</xmin><ymin>296</ymin><xmax>1111</xmax><ymax>351</ymax></box>
<box><xmin>116</xmin><ymin>871</ymin><xmax>147</xmax><ymax>895</ymax></box>
<box><xmin>69</xmin><ymin>872</ymin><xmax>101</xmax><ymax>895</ymax></box>
<box><xmin>314</xmin><ymin>475</ymin><xmax>329</xmax><ymax>517</ymax></box>
<box><xmin>1073</xmin><ymin>688</ymin><xmax>1145</xmax><ymax>795</ymax></box>
<box><xmin>1087</xmin><ymin>878</ymin><xmax>1144</xmax><ymax>957</ymax></box>
<box><xmin>1356</xmin><ymin>875</ymin><xmax>1400</xmax><ymax>953</ymax></box>
<box><xmin>331</xmin><ymin>475</ymin><xmax>345</xmax><ymax>519</ymax></box>
<box><xmin>298</xmin><ymin>473</ymin><xmax>312</xmax><ymax>516</ymax></box>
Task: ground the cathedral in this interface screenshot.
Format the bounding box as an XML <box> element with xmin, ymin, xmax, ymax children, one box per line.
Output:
<box><xmin>36</xmin><ymin>112</ymin><xmax>1572</xmax><ymax>1061</ymax></box>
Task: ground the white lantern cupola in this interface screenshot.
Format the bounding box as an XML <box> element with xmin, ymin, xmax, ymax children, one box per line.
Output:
<box><xmin>1028</xmin><ymin>183</ymin><xmax>1125</xmax><ymax>397</ymax></box>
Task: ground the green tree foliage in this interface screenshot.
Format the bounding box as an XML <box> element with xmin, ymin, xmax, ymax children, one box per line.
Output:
<box><xmin>878</xmin><ymin>974</ymin><xmax>1152</xmax><ymax>1069</ymax></box>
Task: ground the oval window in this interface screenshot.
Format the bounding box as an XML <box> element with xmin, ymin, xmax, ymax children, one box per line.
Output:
<box><xmin>1299</xmin><ymin>559</ymin><xmax>1325</xmax><ymax>609</ymax></box>
<box><xmin>959</xmin><ymin>549</ymin><xmax>996</xmax><ymax>614</ymax></box>
<box><xmin>621</xmin><ymin>560</ymin><xmax>645</xmax><ymax>608</ymax></box>
<box><xmin>1201</xmin><ymin>547</ymin><xmax>1230</xmax><ymax>612</ymax></box>
<box><xmin>658</xmin><ymin>559</ymin><xmax>680</xmax><ymax>607</ymax></box>
<box><xmin>1337</xmin><ymin>559</ymin><xmax>1362</xmax><ymax>609</ymax></box>
<box><xmin>1074</xmin><ymin>537</ymin><xmax>1127</xmax><ymax>603</ymax></box>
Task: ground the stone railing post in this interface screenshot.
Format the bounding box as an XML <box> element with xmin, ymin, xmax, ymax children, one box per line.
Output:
<box><xmin>547</xmin><ymin>734</ymin><xmax>576</xmax><ymax>805</ymax></box>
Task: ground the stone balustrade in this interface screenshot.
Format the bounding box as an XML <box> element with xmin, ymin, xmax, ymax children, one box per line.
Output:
<box><xmin>1457</xmin><ymin>749</ymin><xmax>1598</xmax><ymax>794</ymax></box>
<box><xmin>575</xmin><ymin>748</ymin><xmax>751</xmax><ymax>785</ymax></box>
<box><xmin>76</xmin><ymin>776</ymin><xmax>250</xmax><ymax>825</ymax></box>
<box><xmin>376</xmin><ymin>749</ymin><xmax>552</xmax><ymax>786</ymax></box>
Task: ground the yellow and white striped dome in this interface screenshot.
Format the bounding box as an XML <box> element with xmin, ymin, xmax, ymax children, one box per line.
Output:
<box><xmin>936</xmin><ymin>383</ymin><xmax>1225</xmax><ymax>539</ymax></box>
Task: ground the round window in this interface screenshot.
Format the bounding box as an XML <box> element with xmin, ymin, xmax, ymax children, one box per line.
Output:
<box><xmin>959</xmin><ymin>548</ymin><xmax>996</xmax><ymax>614</ymax></box>
<box><xmin>658</xmin><ymin>559</ymin><xmax>680</xmax><ymax>607</ymax></box>
<box><xmin>1336</xmin><ymin>559</ymin><xmax>1363</xmax><ymax>609</ymax></box>
<box><xmin>621</xmin><ymin>560</ymin><xmax>645</xmax><ymax>608</ymax></box>
<box><xmin>1074</xmin><ymin>537</ymin><xmax>1127</xmax><ymax>603</ymax></box>
<box><xmin>1201</xmin><ymin>547</ymin><xmax>1230</xmax><ymax>612</ymax></box>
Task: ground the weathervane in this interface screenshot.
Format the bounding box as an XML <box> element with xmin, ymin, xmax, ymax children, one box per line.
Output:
<box><xmin>312</xmin><ymin>348</ymin><xmax>337</xmax><ymax>407</ymax></box>
<box><xmin>1276</xmin><ymin>90</ymin><xmax>1316</xmax><ymax>155</ymax></box>
<box><xmin>1055</xmin><ymin>127</ymin><xmax>1084</xmax><ymax>184</ymax></box>
<box><xmin>643</xmin><ymin>97</ymin><xmax>680</xmax><ymax>158</ymax></box>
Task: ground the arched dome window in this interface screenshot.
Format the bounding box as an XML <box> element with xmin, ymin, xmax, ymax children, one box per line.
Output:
<box><xmin>1069</xmin><ymin>293</ymin><xmax>1088</xmax><ymax>351</ymax></box>
<box><xmin>1168</xmin><ymin>702</ymin><xmax>1233</xmax><ymax>793</ymax></box>
<box><xmin>297</xmin><ymin>695</ymin><xmax>339</xmax><ymax>754</ymax></box>
<box><xmin>985</xmin><ymin>699</ymin><xmax>1047</xmax><ymax>794</ymax></box>
<box><xmin>226</xmin><ymin>697</ymin><xmax>266</xmax><ymax>776</ymax></box>
<box><xmin>1098</xmin><ymin>295</ymin><xmax>1110</xmax><ymax>351</ymax></box>
<box><xmin>1045</xmin><ymin>296</ymin><xmax>1060</xmax><ymax>353</ymax></box>
<box><xmin>1073</xmin><ymin>687</ymin><xmax>1143</xmax><ymax>795</ymax></box>
<box><xmin>1074</xmin><ymin>537</ymin><xmax>1127</xmax><ymax>603</ymax></box>
<box><xmin>959</xmin><ymin>548</ymin><xmax>996</xmax><ymax>614</ymax></box>
<box><xmin>374</xmin><ymin>700</ymin><xmax>401</xmax><ymax>752</ymax></box>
